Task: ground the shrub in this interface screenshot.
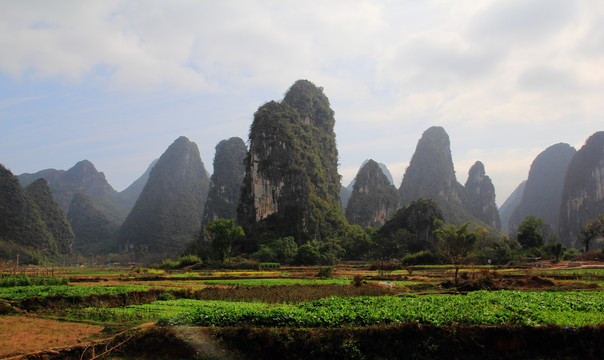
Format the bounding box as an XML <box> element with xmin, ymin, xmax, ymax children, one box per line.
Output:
<box><xmin>316</xmin><ymin>266</ymin><xmax>333</xmax><ymax>278</ymax></box>
<box><xmin>401</xmin><ymin>250</ymin><xmax>439</xmax><ymax>265</ymax></box>
<box><xmin>351</xmin><ymin>274</ymin><xmax>365</xmax><ymax>287</ymax></box>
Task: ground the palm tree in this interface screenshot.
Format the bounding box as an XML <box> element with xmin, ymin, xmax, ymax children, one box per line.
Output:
<box><xmin>434</xmin><ymin>221</ymin><xmax>477</xmax><ymax>285</ymax></box>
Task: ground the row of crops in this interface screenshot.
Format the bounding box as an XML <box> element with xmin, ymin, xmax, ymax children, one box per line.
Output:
<box><xmin>80</xmin><ymin>290</ymin><xmax>604</xmax><ymax>328</ymax></box>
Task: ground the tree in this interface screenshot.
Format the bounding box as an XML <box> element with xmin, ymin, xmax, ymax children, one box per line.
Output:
<box><xmin>516</xmin><ymin>216</ymin><xmax>545</xmax><ymax>249</ymax></box>
<box><xmin>435</xmin><ymin>221</ymin><xmax>477</xmax><ymax>285</ymax></box>
<box><xmin>206</xmin><ymin>219</ymin><xmax>245</xmax><ymax>263</ymax></box>
<box><xmin>581</xmin><ymin>214</ymin><xmax>604</xmax><ymax>252</ymax></box>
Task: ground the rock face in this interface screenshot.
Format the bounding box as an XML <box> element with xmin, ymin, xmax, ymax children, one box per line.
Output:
<box><xmin>201</xmin><ymin>137</ymin><xmax>247</xmax><ymax>226</ymax></box>
<box><xmin>345</xmin><ymin>160</ymin><xmax>399</xmax><ymax>228</ymax></box>
<box><xmin>559</xmin><ymin>132</ymin><xmax>604</xmax><ymax>248</ymax></box>
<box><xmin>463</xmin><ymin>161</ymin><xmax>500</xmax><ymax>229</ymax></box>
<box><xmin>399</xmin><ymin>126</ymin><xmax>497</xmax><ymax>227</ymax></box>
<box><xmin>237</xmin><ymin>80</ymin><xmax>345</xmax><ymax>246</ymax></box>
<box><xmin>509</xmin><ymin>143</ymin><xmax>576</xmax><ymax>235</ymax></box>
<box><xmin>499</xmin><ymin>181</ymin><xmax>527</xmax><ymax>234</ymax></box>
<box><xmin>68</xmin><ymin>192</ymin><xmax>119</xmax><ymax>255</ymax></box>
<box><xmin>0</xmin><ymin>164</ymin><xmax>71</xmax><ymax>262</ymax></box>
<box><xmin>340</xmin><ymin>186</ymin><xmax>352</xmax><ymax>209</ymax></box>
<box><xmin>19</xmin><ymin>160</ymin><xmax>128</xmax><ymax>225</ymax></box>
<box><xmin>118</xmin><ymin>136</ymin><xmax>210</xmax><ymax>257</ymax></box>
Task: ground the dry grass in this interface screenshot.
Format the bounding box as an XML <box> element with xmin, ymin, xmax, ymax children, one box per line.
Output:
<box><xmin>0</xmin><ymin>315</ymin><xmax>104</xmax><ymax>357</ymax></box>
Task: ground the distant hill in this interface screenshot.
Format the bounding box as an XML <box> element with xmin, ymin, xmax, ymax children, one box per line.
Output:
<box><xmin>347</xmin><ymin>160</ymin><xmax>394</xmax><ymax>190</ymax></box>
<box><xmin>1</xmin><ymin>164</ymin><xmax>72</xmax><ymax>263</ymax></box>
<box><xmin>559</xmin><ymin>132</ymin><xmax>604</xmax><ymax>248</ymax></box>
<box><xmin>345</xmin><ymin>159</ymin><xmax>399</xmax><ymax>228</ymax></box>
<box><xmin>237</xmin><ymin>80</ymin><xmax>346</xmax><ymax>247</ymax></box>
<box><xmin>118</xmin><ymin>159</ymin><xmax>157</xmax><ymax>212</ymax></box>
<box><xmin>508</xmin><ymin>143</ymin><xmax>576</xmax><ymax>235</ymax></box>
<box><xmin>67</xmin><ymin>192</ymin><xmax>119</xmax><ymax>255</ymax></box>
<box><xmin>19</xmin><ymin>160</ymin><xmax>127</xmax><ymax>225</ymax></box>
<box><xmin>25</xmin><ymin>179</ymin><xmax>75</xmax><ymax>255</ymax></box>
<box><xmin>118</xmin><ymin>136</ymin><xmax>210</xmax><ymax>258</ymax></box>
<box><xmin>201</xmin><ymin>137</ymin><xmax>247</xmax><ymax>226</ymax></box>
<box><xmin>498</xmin><ymin>180</ymin><xmax>527</xmax><ymax>234</ymax></box>
<box><xmin>463</xmin><ymin>161</ymin><xmax>500</xmax><ymax>229</ymax></box>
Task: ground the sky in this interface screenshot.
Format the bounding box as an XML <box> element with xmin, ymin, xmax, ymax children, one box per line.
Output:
<box><xmin>1</xmin><ymin>1</ymin><xmax>603</xmax><ymax>207</ymax></box>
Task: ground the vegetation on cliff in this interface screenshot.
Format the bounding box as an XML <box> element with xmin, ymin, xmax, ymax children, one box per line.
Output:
<box><xmin>237</xmin><ymin>80</ymin><xmax>346</xmax><ymax>249</ymax></box>
<box><xmin>0</xmin><ymin>165</ymin><xmax>71</xmax><ymax>263</ymax></box>
<box><xmin>67</xmin><ymin>192</ymin><xmax>118</xmax><ymax>255</ymax></box>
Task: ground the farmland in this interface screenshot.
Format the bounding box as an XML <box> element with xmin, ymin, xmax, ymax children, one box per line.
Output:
<box><xmin>1</xmin><ymin>262</ymin><xmax>604</xmax><ymax>359</ymax></box>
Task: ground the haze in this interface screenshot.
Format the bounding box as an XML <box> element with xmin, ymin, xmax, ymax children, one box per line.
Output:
<box><xmin>1</xmin><ymin>0</ymin><xmax>603</xmax><ymax>206</ymax></box>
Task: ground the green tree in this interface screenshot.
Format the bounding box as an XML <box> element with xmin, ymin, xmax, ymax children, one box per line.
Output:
<box><xmin>435</xmin><ymin>221</ymin><xmax>477</xmax><ymax>285</ymax></box>
<box><xmin>206</xmin><ymin>219</ymin><xmax>245</xmax><ymax>263</ymax></box>
<box><xmin>581</xmin><ymin>214</ymin><xmax>604</xmax><ymax>252</ymax></box>
<box><xmin>516</xmin><ymin>215</ymin><xmax>545</xmax><ymax>249</ymax></box>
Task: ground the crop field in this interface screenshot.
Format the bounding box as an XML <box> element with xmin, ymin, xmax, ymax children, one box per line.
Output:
<box><xmin>1</xmin><ymin>261</ymin><xmax>603</xmax><ymax>359</ymax></box>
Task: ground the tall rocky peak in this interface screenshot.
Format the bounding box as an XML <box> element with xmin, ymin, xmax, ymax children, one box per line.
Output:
<box><xmin>345</xmin><ymin>159</ymin><xmax>399</xmax><ymax>228</ymax></box>
<box><xmin>559</xmin><ymin>132</ymin><xmax>604</xmax><ymax>248</ymax></box>
<box><xmin>68</xmin><ymin>192</ymin><xmax>118</xmax><ymax>255</ymax></box>
<box><xmin>237</xmin><ymin>80</ymin><xmax>345</xmax><ymax>246</ymax></box>
<box><xmin>25</xmin><ymin>179</ymin><xmax>74</xmax><ymax>254</ymax></box>
<box><xmin>201</xmin><ymin>137</ymin><xmax>247</xmax><ymax>226</ymax></box>
<box><xmin>463</xmin><ymin>161</ymin><xmax>500</xmax><ymax>229</ymax></box>
<box><xmin>398</xmin><ymin>126</ymin><xmax>466</xmax><ymax>224</ymax></box>
<box><xmin>118</xmin><ymin>136</ymin><xmax>210</xmax><ymax>258</ymax></box>
<box><xmin>499</xmin><ymin>180</ymin><xmax>527</xmax><ymax>234</ymax></box>
<box><xmin>0</xmin><ymin>164</ymin><xmax>69</xmax><ymax>261</ymax></box>
<box><xmin>509</xmin><ymin>143</ymin><xmax>576</xmax><ymax>235</ymax></box>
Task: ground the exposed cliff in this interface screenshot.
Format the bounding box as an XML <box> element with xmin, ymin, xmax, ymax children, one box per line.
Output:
<box><xmin>237</xmin><ymin>80</ymin><xmax>346</xmax><ymax>246</ymax></box>
<box><xmin>559</xmin><ymin>132</ymin><xmax>604</xmax><ymax>248</ymax></box>
<box><xmin>118</xmin><ymin>136</ymin><xmax>210</xmax><ymax>258</ymax></box>
<box><xmin>67</xmin><ymin>192</ymin><xmax>118</xmax><ymax>255</ymax></box>
<box><xmin>463</xmin><ymin>161</ymin><xmax>501</xmax><ymax>229</ymax></box>
<box><xmin>345</xmin><ymin>160</ymin><xmax>399</xmax><ymax>228</ymax></box>
<box><xmin>201</xmin><ymin>137</ymin><xmax>247</xmax><ymax>226</ymax></box>
<box><xmin>499</xmin><ymin>180</ymin><xmax>527</xmax><ymax>234</ymax></box>
<box><xmin>509</xmin><ymin>143</ymin><xmax>576</xmax><ymax>235</ymax></box>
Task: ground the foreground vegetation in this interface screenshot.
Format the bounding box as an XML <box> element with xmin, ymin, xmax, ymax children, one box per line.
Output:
<box><xmin>1</xmin><ymin>262</ymin><xmax>604</xmax><ymax>359</ymax></box>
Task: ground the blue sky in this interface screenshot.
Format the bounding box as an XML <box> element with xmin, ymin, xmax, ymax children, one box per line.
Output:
<box><xmin>2</xmin><ymin>1</ymin><xmax>603</xmax><ymax>206</ymax></box>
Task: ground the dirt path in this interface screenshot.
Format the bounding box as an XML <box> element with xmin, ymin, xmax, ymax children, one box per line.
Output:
<box><xmin>0</xmin><ymin>315</ymin><xmax>104</xmax><ymax>358</ymax></box>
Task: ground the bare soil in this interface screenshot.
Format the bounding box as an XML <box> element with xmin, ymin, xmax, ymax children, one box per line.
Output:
<box><xmin>0</xmin><ymin>315</ymin><xmax>103</xmax><ymax>358</ymax></box>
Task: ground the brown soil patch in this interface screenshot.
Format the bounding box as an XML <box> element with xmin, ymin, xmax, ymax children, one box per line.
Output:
<box><xmin>0</xmin><ymin>315</ymin><xmax>103</xmax><ymax>358</ymax></box>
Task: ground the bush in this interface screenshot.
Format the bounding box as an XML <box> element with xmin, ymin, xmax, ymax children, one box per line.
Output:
<box><xmin>159</xmin><ymin>255</ymin><xmax>202</xmax><ymax>270</ymax></box>
<box><xmin>401</xmin><ymin>250</ymin><xmax>439</xmax><ymax>265</ymax></box>
<box><xmin>316</xmin><ymin>266</ymin><xmax>334</xmax><ymax>278</ymax></box>
<box><xmin>351</xmin><ymin>274</ymin><xmax>365</xmax><ymax>287</ymax></box>
<box><xmin>296</xmin><ymin>244</ymin><xmax>321</xmax><ymax>265</ymax></box>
